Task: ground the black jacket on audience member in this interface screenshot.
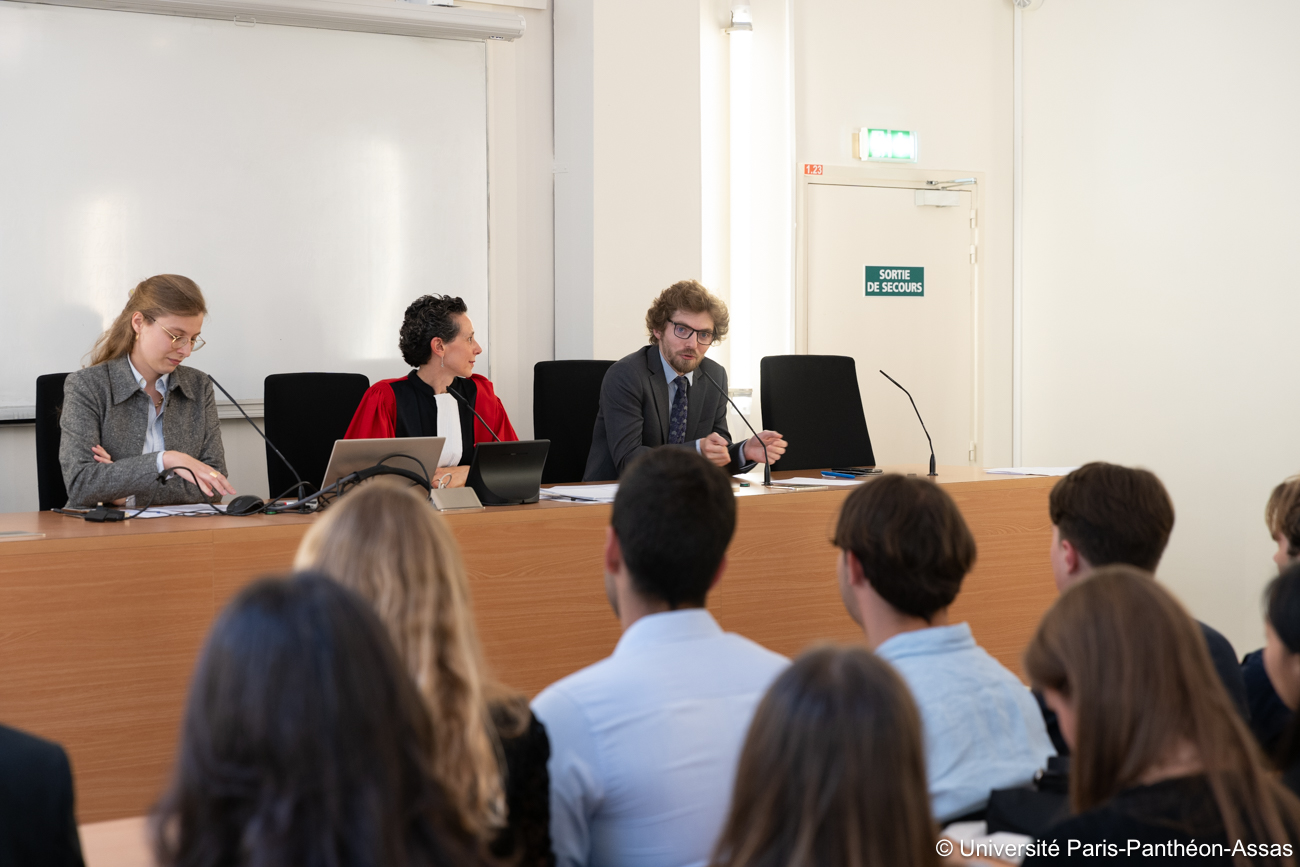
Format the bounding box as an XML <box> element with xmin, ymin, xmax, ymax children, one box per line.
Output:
<box><xmin>489</xmin><ymin>710</ymin><xmax>555</xmax><ymax>867</ymax></box>
<box><xmin>1038</xmin><ymin>621</ymin><xmax>1248</xmax><ymax>756</ymax></box>
<box><xmin>1023</xmin><ymin>776</ymin><xmax>1231</xmax><ymax>866</ymax></box>
<box><xmin>1201</xmin><ymin>621</ymin><xmax>1250</xmax><ymax>720</ymax></box>
<box><xmin>0</xmin><ymin>724</ymin><xmax>85</xmax><ymax>867</ymax></box>
<box><xmin>1242</xmin><ymin>648</ymin><xmax>1293</xmax><ymax>753</ymax></box>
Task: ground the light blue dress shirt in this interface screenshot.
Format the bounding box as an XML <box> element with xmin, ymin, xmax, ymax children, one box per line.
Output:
<box><xmin>659</xmin><ymin>351</ymin><xmax>701</xmax><ymax>454</ymax></box>
<box><xmin>532</xmin><ymin>609</ymin><xmax>789</xmax><ymax>867</ymax></box>
<box><xmin>126</xmin><ymin>356</ymin><xmax>169</xmax><ymax>473</ymax></box>
<box><xmin>876</xmin><ymin>622</ymin><xmax>1055</xmax><ymax>822</ymax></box>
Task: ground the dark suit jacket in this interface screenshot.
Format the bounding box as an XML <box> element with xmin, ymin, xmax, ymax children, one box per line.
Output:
<box><xmin>0</xmin><ymin>724</ymin><xmax>84</xmax><ymax>867</ymax></box>
<box><xmin>584</xmin><ymin>345</ymin><xmax>752</xmax><ymax>481</ymax></box>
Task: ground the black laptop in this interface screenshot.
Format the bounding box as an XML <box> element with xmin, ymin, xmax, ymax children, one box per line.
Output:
<box><xmin>466</xmin><ymin>440</ymin><xmax>550</xmax><ymax>505</ymax></box>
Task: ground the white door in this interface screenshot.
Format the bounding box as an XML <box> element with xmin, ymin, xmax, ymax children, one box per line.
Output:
<box><xmin>804</xmin><ymin>182</ymin><xmax>977</xmax><ymax>467</ymax></box>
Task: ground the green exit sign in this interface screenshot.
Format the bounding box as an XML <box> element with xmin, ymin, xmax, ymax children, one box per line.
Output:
<box><xmin>865</xmin><ymin>266</ymin><xmax>924</xmax><ymax>296</ymax></box>
<box><xmin>861</xmin><ymin>128</ymin><xmax>917</xmax><ymax>162</ymax></box>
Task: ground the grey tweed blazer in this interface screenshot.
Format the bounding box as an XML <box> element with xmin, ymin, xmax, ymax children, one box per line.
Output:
<box><xmin>58</xmin><ymin>355</ymin><xmax>227</xmax><ymax>508</ymax></box>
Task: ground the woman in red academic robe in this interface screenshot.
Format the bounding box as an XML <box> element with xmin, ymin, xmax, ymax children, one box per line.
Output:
<box><xmin>346</xmin><ymin>294</ymin><xmax>517</xmax><ymax>488</ymax></box>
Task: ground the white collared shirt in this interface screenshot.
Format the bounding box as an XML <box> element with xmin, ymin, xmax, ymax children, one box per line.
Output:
<box><xmin>532</xmin><ymin>609</ymin><xmax>789</xmax><ymax>867</ymax></box>
<box><xmin>434</xmin><ymin>391</ymin><xmax>462</xmax><ymax>467</ymax></box>
<box><xmin>126</xmin><ymin>355</ymin><xmax>169</xmax><ymax>473</ymax></box>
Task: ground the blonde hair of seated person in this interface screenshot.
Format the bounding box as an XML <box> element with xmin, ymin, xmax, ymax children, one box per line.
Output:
<box><xmin>295</xmin><ymin>480</ymin><xmax>527</xmax><ymax>840</ymax></box>
<box><xmin>1026</xmin><ymin>565</ymin><xmax>1300</xmax><ymax>863</ymax></box>
<box><xmin>88</xmin><ymin>274</ymin><xmax>208</xmax><ymax>366</ymax></box>
<box><xmin>709</xmin><ymin>645</ymin><xmax>938</xmax><ymax>867</ymax></box>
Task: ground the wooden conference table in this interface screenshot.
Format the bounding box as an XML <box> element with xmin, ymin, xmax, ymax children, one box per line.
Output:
<box><xmin>0</xmin><ymin>465</ymin><xmax>1059</xmax><ymax>824</ymax></box>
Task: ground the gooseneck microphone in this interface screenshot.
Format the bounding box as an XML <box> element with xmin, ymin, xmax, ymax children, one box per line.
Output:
<box><xmin>445</xmin><ymin>386</ymin><xmax>503</xmax><ymax>442</ymax></box>
<box><xmin>879</xmin><ymin>370</ymin><xmax>937</xmax><ymax>478</ymax></box>
<box><xmin>208</xmin><ymin>374</ymin><xmax>308</xmax><ymax>498</ymax></box>
<box><xmin>696</xmin><ymin>365</ymin><xmax>772</xmax><ymax>487</ymax></box>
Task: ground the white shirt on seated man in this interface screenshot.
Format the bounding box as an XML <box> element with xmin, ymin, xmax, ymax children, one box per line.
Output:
<box><xmin>532</xmin><ymin>448</ymin><xmax>789</xmax><ymax>867</ymax></box>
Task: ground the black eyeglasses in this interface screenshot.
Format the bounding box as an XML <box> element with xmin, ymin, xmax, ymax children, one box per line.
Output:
<box><xmin>667</xmin><ymin>319</ymin><xmax>716</xmax><ymax>346</ymax></box>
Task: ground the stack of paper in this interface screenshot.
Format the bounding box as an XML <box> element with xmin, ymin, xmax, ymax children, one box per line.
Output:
<box><xmin>986</xmin><ymin>467</ymin><xmax>1077</xmax><ymax>477</ymax></box>
<box><xmin>540</xmin><ymin>485</ymin><xmax>619</xmax><ymax>504</ymax></box>
<box><xmin>128</xmin><ymin>504</ymin><xmax>227</xmax><ymax>518</ymax></box>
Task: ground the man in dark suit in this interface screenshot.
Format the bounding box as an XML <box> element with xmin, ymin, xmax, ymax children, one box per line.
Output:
<box><xmin>584</xmin><ymin>280</ymin><xmax>787</xmax><ymax>481</ymax></box>
<box><xmin>0</xmin><ymin>723</ymin><xmax>85</xmax><ymax>866</ymax></box>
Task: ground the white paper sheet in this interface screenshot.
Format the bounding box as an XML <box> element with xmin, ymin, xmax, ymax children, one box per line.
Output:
<box><xmin>986</xmin><ymin>467</ymin><xmax>1078</xmax><ymax>477</ymax></box>
<box><xmin>127</xmin><ymin>504</ymin><xmax>228</xmax><ymax>518</ymax></box>
<box><xmin>779</xmin><ymin>476</ymin><xmax>865</xmax><ymax>487</ymax></box>
<box><xmin>540</xmin><ymin>485</ymin><xmax>619</xmax><ymax>504</ymax></box>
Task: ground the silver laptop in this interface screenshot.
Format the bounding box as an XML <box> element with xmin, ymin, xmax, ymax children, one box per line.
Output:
<box><xmin>320</xmin><ymin>437</ymin><xmax>445</xmax><ymax>492</ymax></box>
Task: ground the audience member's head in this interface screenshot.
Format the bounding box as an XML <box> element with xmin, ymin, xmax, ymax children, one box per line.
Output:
<box><xmin>295</xmin><ymin>480</ymin><xmax>517</xmax><ymax>840</ymax></box>
<box><xmin>1047</xmin><ymin>462</ymin><xmax>1173</xmax><ymax>591</ymax></box>
<box><xmin>833</xmin><ymin>474</ymin><xmax>976</xmax><ymax>646</ymax></box>
<box><xmin>606</xmin><ymin>448</ymin><xmax>736</xmax><ymax>621</ymax></box>
<box><xmin>1266</xmin><ymin>476</ymin><xmax>1300</xmax><ymax>571</ymax></box>
<box><xmin>1026</xmin><ymin>566</ymin><xmax>1299</xmax><ymax>842</ymax></box>
<box><xmin>1265</xmin><ymin>564</ymin><xmax>1300</xmax><ymax>714</ymax></box>
<box><xmin>153</xmin><ymin>573</ymin><xmax>474</xmax><ymax>867</ymax></box>
<box><xmin>709</xmin><ymin>645</ymin><xmax>938</xmax><ymax>867</ymax></box>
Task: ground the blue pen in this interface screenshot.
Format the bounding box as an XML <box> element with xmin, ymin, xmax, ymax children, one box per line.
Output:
<box><xmin>822</xmin><ymin>471</ymin><xmax>855</xmax><ymax>479</ymax></box>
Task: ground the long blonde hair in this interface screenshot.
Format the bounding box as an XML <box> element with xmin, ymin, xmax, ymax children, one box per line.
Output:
<box><xmin>88</xmin><ymin>275</ymin><xmax>208</xmax><ymax>366</ymax></box>
<box><xmin>710</xmin><ymin>645</ymin><xmax>938</xmax><ymax>867</ymax></box>
<box><xmin>1026</xmin><ymin>566</ymin><xmax>1300</xmax><ymax>865</ymax></box>
<box><xmin>295</xmin><ymin>480</ymin><xmax>523</xmax><ymax>840</ymax></box>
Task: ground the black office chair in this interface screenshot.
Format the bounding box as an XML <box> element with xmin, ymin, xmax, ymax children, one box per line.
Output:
<box><xmin>263</xmin><ymin>373</ymin><xmax>370</xmax><ymax>497</ymax></box>
<box><xmin>759</xmin><ymin>355</ymin><xmax>875</xmax><ymax>472</ymax></box>
<box><xmin>35</xmin><ymin>373</ymin><xmax>72</xmax><ymax>511</ymax></box>
<box><xmin>533</xmin><ymin>359</ymin><xmax>616</xmax><ymax>484</ymax></box>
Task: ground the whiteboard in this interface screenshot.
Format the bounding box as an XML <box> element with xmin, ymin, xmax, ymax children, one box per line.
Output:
<box><xmin>0</xmin><ymin>1</ymin><xmax>489</xmax><ymax>412</ymax></box>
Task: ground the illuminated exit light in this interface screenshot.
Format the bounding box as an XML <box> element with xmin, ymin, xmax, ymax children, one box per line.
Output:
<box><xmin>861</xmin><ymin>128</ymin><xmax>917</xmax><ymax>162</ymax></box>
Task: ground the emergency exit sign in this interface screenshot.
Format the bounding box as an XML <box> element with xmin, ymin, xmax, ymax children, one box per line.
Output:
<box><xmin>861</xmin><ymin>128</ymin><xmax>917</xmax><ymax>162</ymax></box>
<box><xmin>865</xmin><ymin>266</ymin><xmax>924</xmax><ymax>296</ymax></box>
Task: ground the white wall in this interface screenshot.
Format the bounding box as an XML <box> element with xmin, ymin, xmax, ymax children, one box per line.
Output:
<box><xmin>481</xmin><ymin>3</ymin><xmax>556</xmax><ymax>438</ymax></box>
<box><xmin>554</xmin><ymin>0</ymin><xmax>704</xmax><ymax>362</ymax></box>
<box><xmin>1021</xmin><ymin>0</ymin><xmax>1300</xmax><ymax>652</ymax></box>
<box><xmin>793</xmin><ymin>0</ymin><xmax>1015</xmax><ymax>466</ymax></box>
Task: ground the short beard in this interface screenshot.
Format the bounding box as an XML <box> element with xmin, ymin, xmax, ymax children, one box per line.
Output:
<box><xmin>669</xmin><ymin>350</ymin><xmax>702</xmax><ymax>374</ymax></box>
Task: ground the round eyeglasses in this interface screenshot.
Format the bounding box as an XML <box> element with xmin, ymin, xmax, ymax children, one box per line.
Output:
<box><xmin>155</xmin><ymin>321</ymin><xmax>206</xmax><ymax>352</ymax></box>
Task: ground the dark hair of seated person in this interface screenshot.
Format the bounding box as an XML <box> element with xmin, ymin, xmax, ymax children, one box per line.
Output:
<box><xmin>152</xmin><ymin>573</ymin><xmax>482</xmax><ymax>867</ymax></box>
<box><xmin>709</xmin><ymin>645</ymin><xmax>939</xmax><ymax>867</ymax></box>
<box><xmin>1267</xmin><ymin>565</ymin><xmax>1300</xmax><ymax>780</ymax></box>
<box><xmin>1048</xmin><ymin>461</ymin><xmax>1173</xmax><ymax>571</ymax></box>
<box><xmin>611</xmin><ymin>448</ymin><xmax>736</xmax><ymax>609</ymax></box>
<box><xmin>1024</xmin><ymin>566</ymin><xmax>1300</xmax><ymax>855</ymax></box>
<box><xmin>400</xmin><ymin>294</ymin><xmax>469</xmax><ymax>367</ymax></box>
<box><xmin>831</xmin><ymin>473</ymin><xmax>976</xmax><ymax>621</ymax></box>
<box><xmin>1268</xmin><ymin>477</ymin><xmax>1300</xmax><ymax>561</ymax></box>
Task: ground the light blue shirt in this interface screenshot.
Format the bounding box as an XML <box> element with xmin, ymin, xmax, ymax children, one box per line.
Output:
<box><xmin>659</xmin><ymin>351</ymin><xmax>703</xmax><ymax>455</ymax></box>
<box><xmin>532</xmin><ymin>609</ymin><xmax>789</xmax><ymax>867</ymax></box>
<box><xmin>126</xmin><ymin>355</ymin><xmax>169</xmax><ymax>473</ymax></box>
<box><xmin>659</xmin><ymin>350</ymin><xmax>695</xmax><ymax>407</ymax></box>
<box><xmin>876</xmin><ymin>622</ymin><xmax>1055</xmax><ymax>822</ymax></box>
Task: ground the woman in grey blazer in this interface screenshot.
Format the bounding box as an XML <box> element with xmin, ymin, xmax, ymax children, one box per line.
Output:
<box><xmin>59</xmin><ymin>275</ymin><xmax>235</xmax><ymax>508</ymax></box>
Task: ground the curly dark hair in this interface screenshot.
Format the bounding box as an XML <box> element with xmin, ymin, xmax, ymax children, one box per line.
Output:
<box><xmin>645</xmin><ymin>280</ymin><xmax>729</xmax><ymax>345</ymax></box>
<box><xmin>399</xmin><ymin>295</ymin><xmax>468</xmax><ymax>367</ymax></box>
